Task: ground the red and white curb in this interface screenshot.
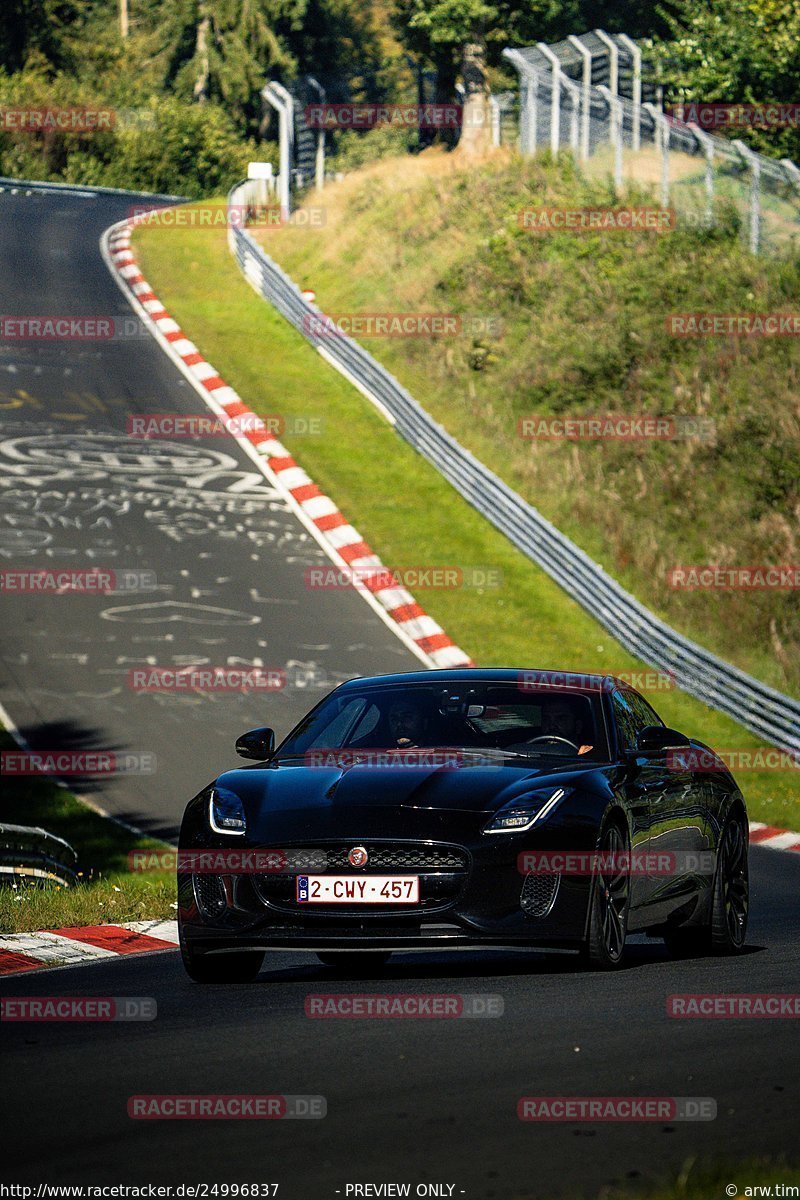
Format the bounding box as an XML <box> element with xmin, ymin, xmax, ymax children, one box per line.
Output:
<box><xmin>748</xmin><ymin>822</ymin><xmax>800</xmax><ymax>852</ymax></box>
<box><xmin>101</xmin><ymin>217</ymin><xmax>472</xmax><ymax>671</ymax></box>
<box><xmin>0</xmin><ymin>920</ymin><xmax>178</xmax><ymax>976</ymax></box>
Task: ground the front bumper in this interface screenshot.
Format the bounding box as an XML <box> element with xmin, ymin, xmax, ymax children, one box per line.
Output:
<box><xmin>177</xmin><ymin>831</ymin><xmax>595</xmax><ymax>955</ymax></box>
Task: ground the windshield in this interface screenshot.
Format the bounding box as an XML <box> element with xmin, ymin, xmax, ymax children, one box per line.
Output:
<box><xmin>276</xmin><ymin>682</ymin><xmax>610</xmax><ymax>762</ymax></box>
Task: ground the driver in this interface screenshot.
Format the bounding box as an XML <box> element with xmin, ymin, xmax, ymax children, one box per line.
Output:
<box><xmin>387</xmin><ymin>698</ymin><xmax>429</xmax><ymax>749</ymax></box>
<box><xmin>541</xmin><ymin>698</ymin><xmax>594</xmax><ymax>756</ymax></box>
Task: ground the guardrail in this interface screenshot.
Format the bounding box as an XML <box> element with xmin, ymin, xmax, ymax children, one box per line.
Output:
<box><xmin>0</xmin><ymin>824</ymin><xmax>78</xmax><ymax>887</ymax></box>
<box><xmin>227</xmin><ymin>180</ymin><xmax>800</xmax><ymax>755</ymax></box>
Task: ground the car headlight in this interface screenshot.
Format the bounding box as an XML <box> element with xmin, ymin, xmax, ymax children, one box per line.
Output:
<box><xmin>483</xmin><ymin>788</ymin><xmax>570</xmax><ymax>834</ymax></box>
<box><xmin>209</xmin><ymin>787</ymin><xmax>247</xmax><ymax>836</ymax></box>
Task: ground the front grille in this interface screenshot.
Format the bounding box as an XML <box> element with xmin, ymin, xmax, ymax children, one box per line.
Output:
<box><xmin>252</xmin><ymin>841</ymin><xmax>469</xmax><ymax>913</ymax></box>
<box><xmin>520</xmin><ymin>872</ymin><xmax>560</xmax><ymax>918</ymax></box>
<box><xmin>324</xmin><ymin>844</ymin><xmax>467</xmax><ymax>870</ymax></box>
<box><xmin>268</xmin><ymin>842</ymin><xmax>469</xmax><ymax>873</ymax></box>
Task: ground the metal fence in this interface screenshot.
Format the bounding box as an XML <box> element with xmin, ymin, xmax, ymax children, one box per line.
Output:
<box><xmin>0</xmin><ymin>823</ymin><xmax>77</xmax><ymax>887</ymax></box>
<box><xmin>502</xmin><ymin>33</ymin><xmax>800</xmax><ymax>256</ymax></box>
<box><xmin>228</xmin><ymin>180</ymin><xmax>800</xmax><ymax>755</ymax></box>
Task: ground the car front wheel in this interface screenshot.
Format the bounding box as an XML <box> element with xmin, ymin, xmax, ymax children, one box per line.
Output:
<box><xmin>580</xmin><ymin>822</ymin><xmax>630</xmax><ymax>970</ymax></box>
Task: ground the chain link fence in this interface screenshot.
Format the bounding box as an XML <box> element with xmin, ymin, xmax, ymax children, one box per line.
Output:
<box><xmin>502</xmin><ymin>34</ymin><xmax>800</xmax><ymax>256</ymax></box>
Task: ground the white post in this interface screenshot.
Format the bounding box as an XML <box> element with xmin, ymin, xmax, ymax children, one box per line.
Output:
<box><xmin>526</xmin><ymin>67</ymin><xmax>538</xmax><ymax>153</ymax></box>
<box><xmin>247</xmin><ymin>161</ymin><xmax>274</xmax><ymax>212</ymax></box>
<box><xmin>644</xmin><ymin>102</ymin><xmax>670</xmax><ymax>208</ymax></box>
<box><xmin>733</xmin><ymin>139</ymin><xmax>761</xmax><ymax>254</ymax></box>
<box><xmin>307</xmin><ymin>76</ymin><xmax>326</xmax><ymax>191</ymax></box>
<box><xmin>263</xmin><ymin>82</ymin><xmax>294</xmax><ymax>219</ymax></box>
<box><xmin>617</xmin><ymin>34</ymin><xmax>641</xmax><ymax>151</ymax></box>
<box><xmin>598</xmin><ymin>85</ymin><xmax>622</xmax><ymax>190</ymax></box>
<box><xmin>688</xmin><ymin>123</ymin><xmax>715</xmax><ymax>225</ymax></box>
<box><xmin>502</xmin><ymin>49</ymin><xmax>538</xmax><ymax>155</ymax></box>
<box><xmin>780</xmin><ymin>158</ymin><xmax>800</xmax><ymax>194</ymax></box>
<box><xmin>594</xmin><ymin>29</ymin><xmax>619</xmax><ymax>96</ymax></box>
<box><xmin>562</xmin><ymin>77</ymin><xmax>581</xmax><ymax>157</ymax></box>
<box><xmin>490</xmin><ymin>94</ymin><xmax>501</xmax><ymax>147</ymax></box>
<box><xmin>568</xmin><ymin>34</ymin><xmax>593</xmax><ymax>161</ymax></box>
<box><xmin>536</xmin><ymin>42</ymin><xmax>562</xmax><ymax>156</ymax></box>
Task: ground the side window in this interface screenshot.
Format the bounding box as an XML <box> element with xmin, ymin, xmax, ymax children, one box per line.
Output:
<box><xmin>611</xmin><ymin>690</ymin><xmax>639</xmax><ymax>751</ymax></box>
<box><xmin>627</xmin><ymin>691</ymin><xmax>664</xmax><ymax>731</ymax></box>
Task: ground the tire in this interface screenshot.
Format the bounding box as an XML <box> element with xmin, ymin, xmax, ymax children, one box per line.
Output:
<box><xmin>315</xmin><ymin>952</ymin><xmax>391</xmax><ymax>972</ymax></box>
<box><xmin>711</xmin><ymin>813</ymin><xmax>749</xmax><ymax>953</ymax></box>
<box><xmin>580</xmin><ymin>822</ymin><xmax>631</xmax><ymax>970</ymax></box>
<box><xmin>663</xmin><ymin>813</ymin><xmax>749</xmax><ymax>958</ymax></box>
<box><xmin>180</xmin><ymin>936</ymin><xmax>264</xmax><ymax>983</ymax></box>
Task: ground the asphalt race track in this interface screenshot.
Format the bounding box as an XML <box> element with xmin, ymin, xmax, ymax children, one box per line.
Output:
<box><xmin>1</xmin><ymin>185</ymin><xmax>798</xmax><ymax>1199</ymax></box>
<box><xmin>0</xmin><ymin>184</ymin><xmax>420</xmax><ymax>840</ymax></box>
<box><xmin>1</xmin><ymin>848</ymin><xmax>799</xmax><ymax>1196</ymax></box>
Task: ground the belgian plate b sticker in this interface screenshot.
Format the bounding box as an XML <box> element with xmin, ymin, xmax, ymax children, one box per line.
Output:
<box><xmin>296</xmin><ymin>875</ymin><xmax>309</xmax><ymax>902</ymax></box>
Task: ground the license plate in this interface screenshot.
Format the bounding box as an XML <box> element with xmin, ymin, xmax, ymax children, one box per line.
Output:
<box><xmin>296</xmin><ymin>874</ymin><xmax>419</xmax><ymax>904</ymax></box>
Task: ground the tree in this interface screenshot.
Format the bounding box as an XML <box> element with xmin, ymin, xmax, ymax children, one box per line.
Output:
<box><xmin>390</xmin><ymin>0</ymin><xmax>580</xmax><ymax>103</ymax></box>
<box><xmin>648</xmin><ymin>0</ymin><xmax>800</xmax><ymax>159</ymax></box>
<box><xmin>154</xmin><ymin>0</ymin><xmax>305</xmax><ymax>132</ymax></box>
<box><xmin>0</xmin><ymin>0</ymin><xmax>90</xmax><ymax>73</ymax></box>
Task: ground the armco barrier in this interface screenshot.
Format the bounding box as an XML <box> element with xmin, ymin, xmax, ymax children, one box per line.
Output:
<box><xmin>227</xmin><ymin>181</ymin><xmax>800</xmax><ymax>756</ymax></box>
<box><xmin>0</xmin><ymin>824</ymin><xmax>78</xmax><ymax>887</ymax></box>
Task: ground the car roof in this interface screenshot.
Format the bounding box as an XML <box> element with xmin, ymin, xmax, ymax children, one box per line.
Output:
<box><xmin>334</xmin><ymin>668</ymin><xmax>630</xmax><ymax>693</ymax></box>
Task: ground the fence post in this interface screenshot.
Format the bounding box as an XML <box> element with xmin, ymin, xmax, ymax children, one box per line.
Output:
<box><xmin>598</xmin><ymin>85</ymin><xmax>622</xmax><ymax>190</ymax></box>
<box><xmin>567</xmin><ymin>34</ymin><xmax>593</xmax><ymax>161</ymax></box>
<box><xmin>644</xmin><ymin>102</ymin><xmax>670</xmax><ymax>208</ymax></box>
<box><xmin>780</xmin><ymin>158</ymin><xmax>800</xmax><ymax>194</ymax></box>
<box><xmin>306</xmin><ymin>75</ymin><xmax>326</xmax><ymax>191</ymax></box>
<box><xmin>527</xmin><ymin>69</ymin><xmax>538</xmax><ymax>154</ymax></box>
<box><xmin>536</xmin><ymin>42</ymin><xmax>562</xmax><ymax>155</ymax></box>
<box><xmin>502</xmin><ymin>50</ymin><xmax>538</xmax><ymax>155</ymax></box>
<box><xmin>594</xmin><ymin>29</ymin><xmax>619</xmax><ymax>96</ymax></box>
<box><xmin>617</xmin><ymin>34</ymin><xmax>641</xmax><ymax>151</ymax></box>
<box><xmin>689</xmin><ymin>123</ymin><xmax>715</xmax><ymax>226</ymax></box>
<box><xmin>563</xmin><ymin>78</ymin><xmax>581</xmax><ymax>156</ymax></box>
<box><xmin>490</xmin><ymin>94</ymin><xmax>501</xmax><ymax>147</ymax></box>
<box><xmin>262</xmin><ymin>81</ymin><xmax>294</xmax><ymax>218</ymax></box>
<box><xmin>732</xmin><ymin>139</ymin><xmax>761</xmax><ymax>254</ymax></box>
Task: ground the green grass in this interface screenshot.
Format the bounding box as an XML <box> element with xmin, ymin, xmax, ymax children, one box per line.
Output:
<box><xmin>0</xmin><ymin>731</ymin><xmax>174</xmax><ymax>934</ymax></box>
<box><xmin>251</xmin><ymin>150</ymin><xmax>800</xmax><ymax>700</ymax></box>
<box><xmin>133</xmin><ymin>198</ymin><xmax>800</xmax><ymax>831</ymax></box>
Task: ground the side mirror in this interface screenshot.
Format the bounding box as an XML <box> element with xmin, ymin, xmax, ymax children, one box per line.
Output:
<box><xmin>634</xmin><ymin>725</ymin><xmax>691</xmax><ymax>755</ymax></box>
<box><xmin>235</xmin><ymin>727</ymin><xmax>275</xmax><ymax>761</ymax></box>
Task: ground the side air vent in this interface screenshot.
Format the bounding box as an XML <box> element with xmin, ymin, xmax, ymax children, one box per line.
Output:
<box><xmin>520</xmin><ymin>872</ymin><xmax>560</xmax><ymax>918</ymax></box>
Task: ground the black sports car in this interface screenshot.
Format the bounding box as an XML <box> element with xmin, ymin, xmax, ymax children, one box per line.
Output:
<box><xmin>177</xmin><ymin>669</ymin><xmax>749</xmax><ymax>981</ymax></box>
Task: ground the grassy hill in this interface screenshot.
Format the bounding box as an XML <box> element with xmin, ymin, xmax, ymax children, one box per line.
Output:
<box><xmin>253</xmin><ymin>148</ymin><xmax>800</xmax><ymax>698</ymax></box>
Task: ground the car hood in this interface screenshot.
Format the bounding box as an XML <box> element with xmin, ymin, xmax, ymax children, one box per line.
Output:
<box><xmin>214</xmin><ymin>756</ymin><xmax>604</xmax><ymax>842</ymax></box>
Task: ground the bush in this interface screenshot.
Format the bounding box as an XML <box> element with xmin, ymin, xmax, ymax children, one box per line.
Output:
<box><xmin>0</xmin><ymin>68</ymin><xmax>268</xmax><ymax>197</ymax></box>
<box><xmin>328</xmin><ymin>124</ymin><xmax>419</xmax><ymax>172</ymax></box>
